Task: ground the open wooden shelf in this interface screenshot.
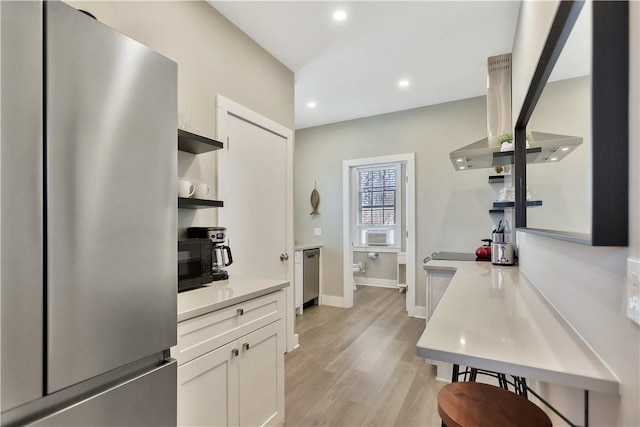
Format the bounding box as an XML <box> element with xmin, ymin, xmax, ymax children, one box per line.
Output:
<box><xmin>178</xmin><ymin>197</ymin><xmax>224</xmax><ymax>209</ymax></box>
<box><xmin>178</xmin><ymin>129</ymin><xmax>224</xmax><ymax>154</ymax></box>
<box><xmin>492</xmin><ymin>200</ymin><xmax>543</xmax><ymax>209</ymax></box>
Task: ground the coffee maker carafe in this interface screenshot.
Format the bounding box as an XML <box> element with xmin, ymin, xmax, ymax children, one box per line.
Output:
<box><xmin>187</xmin><ymin>227</ymin><xmax>233</xmax><ymax>281</ymax></box>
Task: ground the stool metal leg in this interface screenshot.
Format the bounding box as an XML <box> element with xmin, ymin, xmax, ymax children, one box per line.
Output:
<box><xmin>469</xmin><ymin>368</ymin><xmax>478</xmax><ymax>382</ymax></box>
<box><xmin>498</xmin><ymin>373</ymin><xmax>508</xmax><ymax>390</ymax></box>
<box><xmin>512</xmin><ymin>376</ymin><xmax>528</xmax><ymax>397</ymax></box>
<box><xmin>584</xmin><ymin>390</ymin><xmax>589</xmax><ymax>427</ymax></box>
<box><xmin>520</xmin><ymin>377</ymin><xmax>528</xmax><ymax>398</ymax></box>
<box><xmin>444</xmin><ymin>364</ymin><xmax>459</xmax><ymax>427</ymax></box>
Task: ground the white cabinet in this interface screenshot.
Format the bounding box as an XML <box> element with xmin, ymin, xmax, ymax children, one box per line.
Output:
<box><xmin>424</xmin><ymin>267</ymin><xmax>455</xmax><ymax>382</ymax></box>
<box><xmin>238</xmin><ymin>322</ymin><xmax>283</xmax><ymax>427</ymax></box>
<box><xmin>425</xmin><ymin>268</ymin><xmax>455</xmax><ymax>321</ymax></box>
<box><xmin>178</xmin><ymin>341</ymin><xmax>239</xmax><ymax>427</ymax></box>
<box><xmin>294</xmin><ymin>251</ymin><xmax>303</xmax><ymax>314</ymax></box>
<box><xmin>174</xmin><ymin>290</ymin><xmax>285</xmax><ymax>427</ymax></box>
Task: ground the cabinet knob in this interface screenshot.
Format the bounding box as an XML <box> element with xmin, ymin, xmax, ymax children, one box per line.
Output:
<box><xmin>237</xmin><ymin>308</ymin><xmax>244</xmax><ymax>316</ymax></box>
<box><xmin>231</xmin><ymin>348</ymin><xmax>239</xmax><ymax>357</ymax></box>
<box><xmin>242</xmin><ymin>342</ymin><xmax>250</xmax><ymax>351</ymax></box>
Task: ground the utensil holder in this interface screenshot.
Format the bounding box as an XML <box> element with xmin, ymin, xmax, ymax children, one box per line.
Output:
<box><xmin>492</xmin><ymin>232</ymin><xmax>505</xmax><ymax>243</ymax></box>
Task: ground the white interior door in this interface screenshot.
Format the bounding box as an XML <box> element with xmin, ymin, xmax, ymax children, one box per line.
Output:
<box><xmin>223</xmin><ymin>114</ymin><xmax>286</xmax><ymax>279</ymax></box>
<box><xmin>217</xmin><ymin>96</ymin><xmax>296</xmax><ymax>352</ymax></box>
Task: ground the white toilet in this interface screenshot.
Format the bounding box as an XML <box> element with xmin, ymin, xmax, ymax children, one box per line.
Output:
<box><xmin>352</xmin><ymin>262</ymin><xmax>361</xmax><ymax>290</ymax></box>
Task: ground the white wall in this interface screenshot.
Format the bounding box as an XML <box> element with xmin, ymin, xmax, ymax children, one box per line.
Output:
<box><xmin>295</xmin><ymin>96</ymin><xmax>498</xmax><ymax>307</ymax></box>
<box><xmin>513</xmin><ymin>1</ymin><xmax>640</xmax><ymax>425</ymax></box>
<box><xmin>353</xmin><ymin>251</ymin><xmax>397</xmax><ymax>282</ymax></box>
<box><xmin>66</xmin><ymin>1</ymin><xmax>294</xmax><ymax>236</ymax></box>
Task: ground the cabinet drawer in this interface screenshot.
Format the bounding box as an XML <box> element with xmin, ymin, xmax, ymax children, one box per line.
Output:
<box><xmin>173</xmin><ymin>290</ymin><xmax>285</xmax><ymax>365</ymax></box>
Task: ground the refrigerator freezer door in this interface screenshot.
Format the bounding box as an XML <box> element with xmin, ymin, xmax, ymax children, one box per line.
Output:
<box><xmin>45</xmin><ymin>2</ymin><xmax>178</xmax><ymax>393</ymax></box>
<box><xmin>0</xmin><ymin>0</ymin><xmax>45</xmax><ymax>411</ymax></box>
<box><xmin>33</xmin><ymin>360</ymin><xmax>177</xmax><ymax>426</ymax></box>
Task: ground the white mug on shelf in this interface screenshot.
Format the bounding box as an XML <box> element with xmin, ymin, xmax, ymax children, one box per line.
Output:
<box><xmin>194</xmin><ymin>183</ymin><xmax>210</xmax><ymax>199</ymax></box>
<box><xmin>178</xmin><ymin>179</ymin><xmax>195</xmax><ymax>198</ymax></box>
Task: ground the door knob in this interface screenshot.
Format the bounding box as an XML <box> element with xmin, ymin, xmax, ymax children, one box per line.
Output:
<box><xmin>280</xmin><ymin>253</ymin><xmax>289</xmax><ymax>261</ymax></box>
<box><xmin>231</xmin><ymin>348</ymin><xmax>239</xmax><ymax>357</ymax></box>
<box><xmin>242</xmin><ymin>343</ymin><xmax>250</xmax><ymax>351</ymax></box>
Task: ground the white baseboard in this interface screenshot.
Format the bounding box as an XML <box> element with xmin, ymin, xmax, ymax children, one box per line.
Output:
<box><xmin>320</xmin><ymin>295</ymin><xmax>344</xmax><ymax>308</ymax></box>
<box><xmin>354</xmin><ymin>277</ymin><xmax>397</xmax><ymax>288</ymax></box>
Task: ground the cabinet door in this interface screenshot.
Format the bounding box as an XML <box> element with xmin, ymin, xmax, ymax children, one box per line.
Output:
<box><xmin>238</xmin><ymin>321</ymin><xmax>284</xmax><ymax>427</ymax></box>
<box><xmin>426</xmin><ymin>269</ymin><xmax>455</xmax><ymax>321</ymax></box>
<box><xmin>178</xmin><ymin>341</ymin><xmax>239</xmax><ymax>427</ymax></box>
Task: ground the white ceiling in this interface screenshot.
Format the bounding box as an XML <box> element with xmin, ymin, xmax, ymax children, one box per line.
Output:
<box><xmin>210</xmin><ymin>1</ymin><xmax>523</xmax><ymax>130</ymax></box>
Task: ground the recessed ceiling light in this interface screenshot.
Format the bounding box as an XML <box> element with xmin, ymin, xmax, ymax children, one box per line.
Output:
<box><xmin>456</xmin><ymin>158</ymin><xmax>463</xmax><ymax>163</ymax></box>
<box><xmin>398</xmin><ymin>79</ymin><xmax>410</xmax><ymax>88</ymax></box>
<box><xmin>560</xmin><ymin>147</ymin><xmax>570</xmax><ymax>151</ymax></box>
<box><xmin>307</xmin><ymin>101</ymin><xmax>316</xmax><ymax>108</ymax></box>
<box><xmin>550</xmin><ymin>157</ymin><xmax>558</xmax><ymax>161</ymax></box>
<box><xmin>333</xmin><ymin>10</ymin><xmax>347</xmax><ymax>21</ymax></box>
<box><xmin>459</xmin><ymin>166</ymin><xmax>466</xmax><ymax>170</ymax></box>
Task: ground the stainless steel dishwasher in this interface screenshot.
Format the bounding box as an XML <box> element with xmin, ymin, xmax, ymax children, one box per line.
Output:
<box><xmin>303</xmin><ymin>248</ymin><xmax>320</xmax><ymax>306</ymax></box>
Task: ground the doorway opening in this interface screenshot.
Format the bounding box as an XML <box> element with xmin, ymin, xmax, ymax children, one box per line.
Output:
<box><xmin>342</xmin><ymin>153</ymin><xmax>417</xmax><ymax>315</ymax></box>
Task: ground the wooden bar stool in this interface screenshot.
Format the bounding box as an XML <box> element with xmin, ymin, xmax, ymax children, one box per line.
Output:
<box><xmin>438</xmin><ymin>382</ymin><xmax>551</xmax><ymax>427</ymax></box>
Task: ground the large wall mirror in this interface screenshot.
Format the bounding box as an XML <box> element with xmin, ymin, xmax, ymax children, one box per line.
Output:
<box><xmin>526</xmin><ymin>4</ymin><xmax>591</xmax><ymax>234</ymax></box>
<box><xmin>514</xmin><ymin>0</ymin><xmax>628</xmax><ymax>246</ymax></box>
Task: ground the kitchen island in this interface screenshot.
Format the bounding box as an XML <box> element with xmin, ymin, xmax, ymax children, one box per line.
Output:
<box><xmin>418</xmin><ymin>261</ymin><xmax>618</xmax><ymax>423</ymax></box>
<box><xmin>174</xmin><ymin>276</ymin><xmax>288</xmax><ymax>426</ymax></box>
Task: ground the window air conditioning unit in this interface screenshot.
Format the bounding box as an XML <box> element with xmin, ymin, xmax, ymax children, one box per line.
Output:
<box><xmin>366</xmin><ymin>230</ymin><xmax>390</xmax><ymax>246</ymax></box>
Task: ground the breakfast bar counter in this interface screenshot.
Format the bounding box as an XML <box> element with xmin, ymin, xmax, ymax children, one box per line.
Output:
<box><xmin>417</xmin><ymin>261</ymin><xmax>619</xmax><ymax>395</ymax></box>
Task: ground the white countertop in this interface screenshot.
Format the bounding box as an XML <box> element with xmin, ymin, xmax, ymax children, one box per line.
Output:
<box><xmin>418</xmin><ymin>261</ymin><xmax>619</xmax><ymax>394</ymax></box>
<box><xmin>295</xmin><ymin>244</ymin><xmax>323</xmax><ymax>251</ymax></box>
<box><xmin>177</xmin><ymin>275</ymin><xmax>289</xmax><ymax>322</ymax></box>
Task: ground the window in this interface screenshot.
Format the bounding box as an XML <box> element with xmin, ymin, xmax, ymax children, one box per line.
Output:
<box><xmin>353</xmin><ymin>163</ymin><xmax>401</xmax><ymax>247</ymax></box>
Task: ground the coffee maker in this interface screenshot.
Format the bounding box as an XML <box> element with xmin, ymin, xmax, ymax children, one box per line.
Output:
<box><xmin>187</xmin><ymin>227</ymin><xmax>233</xmax><ymax>281</ymax></box>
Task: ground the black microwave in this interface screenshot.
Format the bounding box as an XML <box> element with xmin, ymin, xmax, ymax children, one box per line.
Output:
<box><xmin>178</xmin><ymin>239</ymin><xmax>213</xmax><ymax>293</ymax></box>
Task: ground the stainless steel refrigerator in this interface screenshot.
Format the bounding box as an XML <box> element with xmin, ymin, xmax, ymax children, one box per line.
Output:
<box><xmin>1</xmin><ymin>1</ymin><xmax>178</xmax><ymax>425</ymax></box>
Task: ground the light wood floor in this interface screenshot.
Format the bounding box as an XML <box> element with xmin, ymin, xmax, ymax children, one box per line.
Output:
<box><xmin>284</xmin><ymin>286</ymin><xmax>444</xmax><ymax>427</ymax></box>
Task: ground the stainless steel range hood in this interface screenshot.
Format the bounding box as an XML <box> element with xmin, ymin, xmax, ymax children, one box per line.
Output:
<box><xmin>450</xmin><ymin>53</ymin><xmax>582</xmax><ymax>171</ymax></box>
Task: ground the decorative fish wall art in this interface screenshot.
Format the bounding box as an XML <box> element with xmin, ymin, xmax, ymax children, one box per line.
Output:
<box><xmin>310</xmin><ymin>182</ymin><xmax>320</xmax><ymax>216</ymax></box>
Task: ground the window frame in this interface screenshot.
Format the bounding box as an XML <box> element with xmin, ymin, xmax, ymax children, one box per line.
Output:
<box><xmin>352</xmin><ymin>163</ymin><xmax>402</xmax><ymax>249</ymax></box>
